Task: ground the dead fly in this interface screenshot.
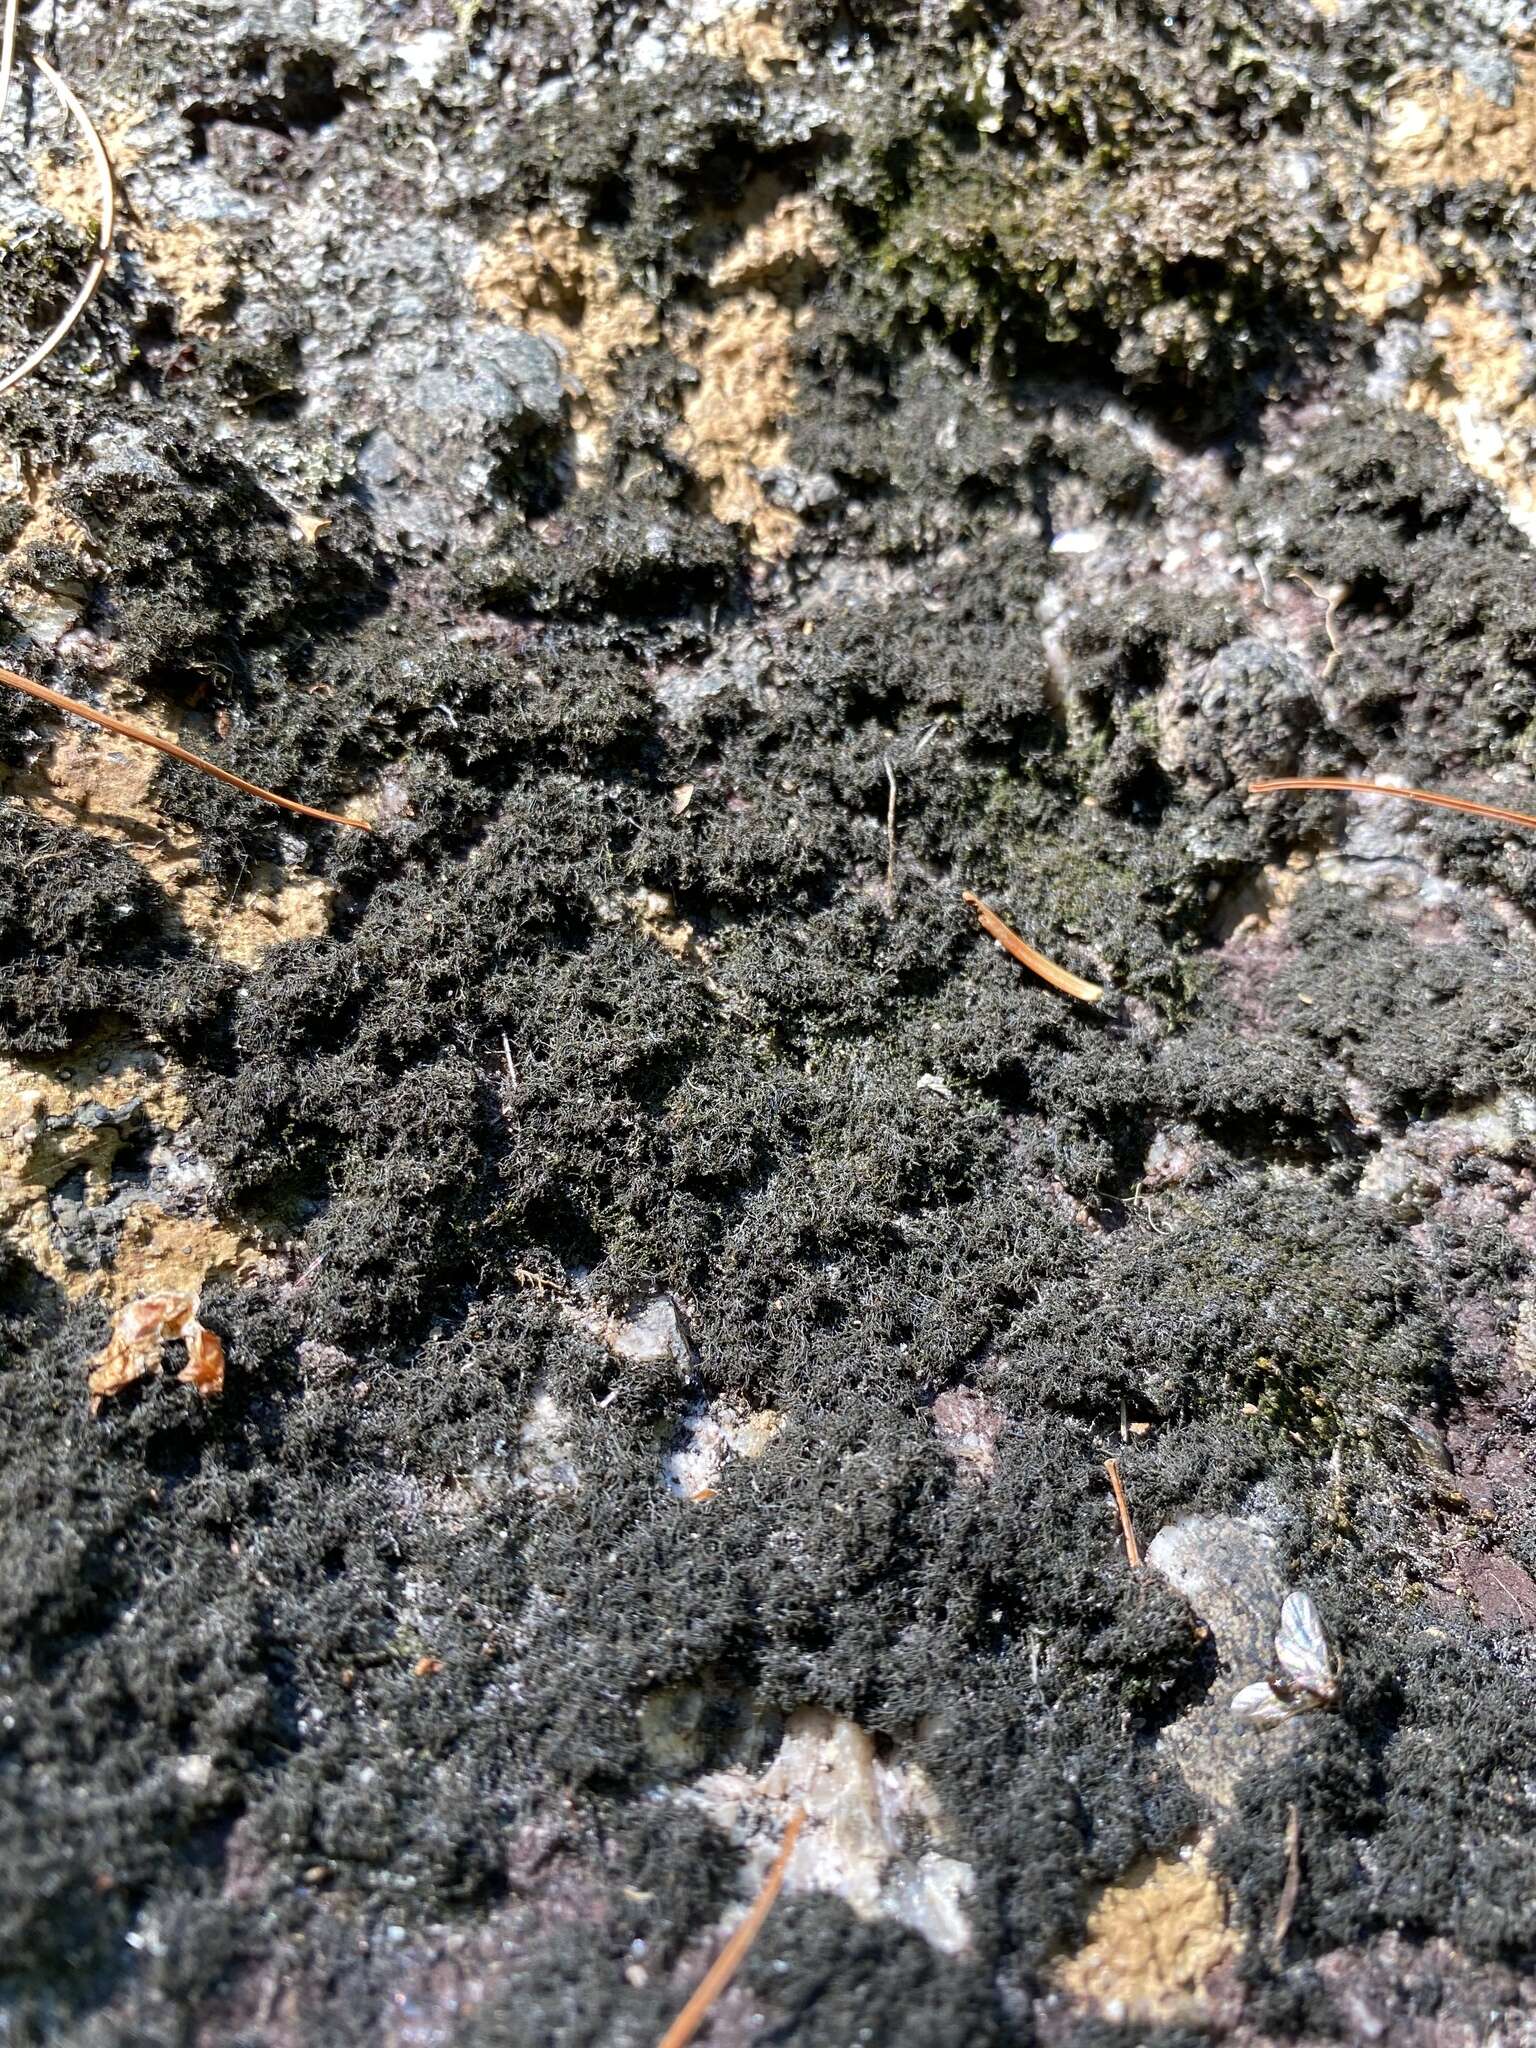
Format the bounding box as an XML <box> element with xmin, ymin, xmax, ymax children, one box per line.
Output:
<box><xmin>1231</xmin><ymin>1591</ymin><xmax>1338</xmax><ymax>1728</ymax></box>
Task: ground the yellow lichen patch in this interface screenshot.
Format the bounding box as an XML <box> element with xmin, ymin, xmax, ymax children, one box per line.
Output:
<box><xmin>1054</xmin><ymin>1847</ymin><xmax>1235</xmax><ymax>2025</ymax></box>
<box><xmin>674</xmin><ymin>293</ymin><xmax>801</xmax><ymax>558</ymax></box>
<box><xmin>132</xmin><ymin>216</ymin><xmax>238</xmax><ymax>331</ymax></box>
<box><xmin>690</xmin><ymin>1</ymin><xmax>803</xmax><ymax>83</ymax></box>
<box><xmin>0</xmin><ymin>1037</ymin><xmax>261</xmax><ymax>1306</ymax></box>
<box><xmin>1335</xmin><ymin>209</ymin><xmax>1437</xmax><ymax>326</ymax></box>
<box><xmin>0</xmin><ymin>472</ymin><xmax>98</xmax><ymax>559</ymax></box>
<box><xmin>1515</xmin><ymin>1293</ymin><xmax>1536</xmax><ymax>1374</ymax></box>
<box><xmin>476</xmin><ymin>192</ymin><xmax>834</xmax><ymax>554</ymax></box>
<box><xmin>473</xmin><ymin>215</ymin><xmax>659</xmax><ymax>470</ymax></box>
<box><xmin>31</xmin><ymin>102</ymin><xmax>236</xmax><ymax>334</ymax></box>
<box><xmin>1404</xmin><ymin>292</ymin><xmax>1536</xmax><ymax>541</ymax></box>
<box><xmin>1376</xmin><ymin>55</ymin><xmax>1536</xmax><ymax>195</ymax></box>
<box><xmin>4</xmin><ymin>689</ymin><xmax>336</xmax><ymax>964</ymax></box>
<box><xmin>708</xmin><ymin>189</ymin><xmax>837</xmax><ymax>295</ymax></box>
<box><xmin>0</xmin><ymin>1039</ymin><xmax>162</xmax><ymax>1273</ymax></box>
<box><xmin>30</xmin><ymin>109</ymin><xmax>144</xmax><ymax>234</ymax></box>
<box><xmin>1210</xmin><ymin>852</ymin><xmax>1313</xmax><ymax>945</ymax></box>
<box><xmin>0</xmin><ymin>473</ymin><xmax>102</xmax><ymax>642</ymax></box>
<box><xmin>627</xmin><ymin>887</ymin><xmax>703</xmax><ymax>962</ymax></box>
<box><xmin>104</xmin><ymin>1207</ymin><xmax>257</xmax><ymax>1310</ymax></box>
<box><xmin>673</xmin><ymin>193</ymin><xmax>836</xmax><ymax>558</ymax></box>
<box><xmin>1335</xmin><ymin>198</ymin><xmax>1536</xmax><ymax>540</ymax></box>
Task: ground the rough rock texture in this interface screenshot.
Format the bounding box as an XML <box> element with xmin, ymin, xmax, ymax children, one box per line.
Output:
<box><xmin>4</xmin><ymin>0</ymin><xmax>1536</xmax><ymax>2041</ymax></box>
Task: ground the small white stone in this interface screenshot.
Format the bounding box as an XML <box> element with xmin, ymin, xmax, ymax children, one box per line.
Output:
<box><xmin>1051</xmin><ymin>527</ymin><xmax>1107</xmax><ymax>556</ymax></box>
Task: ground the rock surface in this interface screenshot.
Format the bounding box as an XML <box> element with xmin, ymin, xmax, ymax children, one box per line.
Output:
<box><xmin>3</xmin><ymin>0</ymin><xmax>1536</xmax><ymax>2041</ymax></box>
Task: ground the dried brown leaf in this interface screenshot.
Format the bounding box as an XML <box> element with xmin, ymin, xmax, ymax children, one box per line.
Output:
<box><xmin>88</xmin><ymin>1292</ymin><xmax>225</xmax><ymax>1410</ymax></box>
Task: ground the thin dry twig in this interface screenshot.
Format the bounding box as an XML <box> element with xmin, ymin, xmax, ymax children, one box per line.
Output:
<box><xmin>657</xmin><ymin>1810</ymin><xmax>805</xmax><ymax>2048</ymax></box>
<box><xmin>963</xmin><ymin>890</ymin><xmax>1103</xmax><ymax>1004</ymax></box>
<box><xmin>0</xmin><ymin>49</ymin><xmax>115</xmax><ymax>396</ymax></box>
<box><xmin>512</xmin><ymin>1264</ymin><xmax>573</xmax><ymax>1300</ymax></box>
<box><xmin>1272</xmin><ymin>1803</ymin><xmax>1302</xmax><ymax>1954</ymax></box>
<box><xmin>883</xmin><ymin>756</ymin><xmax>897</xmax><ymax>912</ymax></box>
<box><xmin>1103</xmin><ymin>1457</ymin><xmax>1141</xmax><ymax>1570</ymax></box>
<box><xmin>0</xmin><ymin>664</ymin><xmax>372</xmax><ymax>830</ymax></box>
<box><xmin>1249</xmin><ymin>776</ymin><xmax>1536</xmax><ymax>835</ymax></box>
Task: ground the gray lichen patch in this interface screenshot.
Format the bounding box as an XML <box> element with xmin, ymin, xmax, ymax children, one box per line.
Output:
<box><xmin>7</xmin><ymin>0</ymin><xmax>1536</xmax><ymax>2041</ymax></box>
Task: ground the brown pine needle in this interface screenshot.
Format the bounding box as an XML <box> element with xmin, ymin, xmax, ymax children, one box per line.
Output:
<box><xmin>1104</xmin><ymin>1457</ymin><xmax>1141</xmax><ymax>1570</ymax></box>
<box><xmin>1249</xmin><ymin>777</ymin><xmax>1536</xmax><ymax>835</ymax></box>
<box><xmin>0</xmin><ymin>52</ymin><xmax>115</xmax><ymax>396</ymax></box>
<box><xmin>963</xmin><ymin>890</ymin><xmax>1103</xmax><ymax>1003</ymax></box>
<box><xmin>657</xmin><ymin>1810</ymin><xmax>805</xmax><ymax>2048</ymax></box>
<box><xmin>0</xmin><ymin>665</ymin><xmax>372</xmax><ymax>831</ymax></box>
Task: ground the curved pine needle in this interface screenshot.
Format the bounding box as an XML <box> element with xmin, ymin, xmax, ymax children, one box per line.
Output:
<box><xmin>1249</xmin><ymin>776</ymin><xmax>1536</xmax><ymax>835</ymax></box>
<box><xmin>0</xmin><ymin>48</ymin><xmax>115</xmax><ymax>397</ymax></box>
<box><xmin>656</xmin><ymin>1810</ymin><xmax>805</xmax><ymax>2048</ymax></box>
<box><xmin>0</xmin><ymin>665</ymin><xmax>372</xmax><ymax>831</ymax></box>
<box><xmin>963</xmin><ymin>890</ymin><xmax>1103</xmax><ymax>1004</ymax></box>
<box><xmin>0</xmin><ymin>0</ymin><xmax>19</xmax><ymax>125</ymax></box>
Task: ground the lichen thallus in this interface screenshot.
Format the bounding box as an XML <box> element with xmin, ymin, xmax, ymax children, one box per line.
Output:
<box><xmin>1229</xmin><ymin>770</ymin><xmax>1536</xmax><ymax>1728</ymax></box>
<box><xmin>0</xmin><ymin>18</ymin><xmax>368</xmax><ymax>833</ymax></box>
<box><xmin>0</xmin><ymin>0</ymin><xmax>115</xmax><ymax>395</ymax></box>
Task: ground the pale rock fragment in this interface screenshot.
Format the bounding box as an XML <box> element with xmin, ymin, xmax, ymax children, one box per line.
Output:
<box><xmin>687</xmin><ymin>1706</ymin><xmax>975</xmax><ymax>1957</ymax></box>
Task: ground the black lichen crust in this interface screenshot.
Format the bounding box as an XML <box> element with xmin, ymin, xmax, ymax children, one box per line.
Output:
<box><xmin>3</xmin><ymin>0</ymin><xmax>1536</xmax><ymax>2043</ymax></box>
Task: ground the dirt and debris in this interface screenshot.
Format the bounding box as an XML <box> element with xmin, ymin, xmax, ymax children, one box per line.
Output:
<box><xmin>4</xmin><ymin>0</ymin><xmax>1536</xmax><ymax>2041</ymax></box>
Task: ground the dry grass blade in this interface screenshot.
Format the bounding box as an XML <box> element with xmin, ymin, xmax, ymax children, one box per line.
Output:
<box><xmin>0</xmin><ymin>664</ymin><xmax>373</xmax><ymax>830</ymax></box>
<box><xmin>1249</xmin><ymin>777</ymin><xmax>1536</xmax><ymax>834</ymax></box>
<box><xmin>883</xmin><ymin>755</ymin><xmax>897</xmax><ymax>911</ymax></box>
<box><xmin>0</xmin><ymin>47</ymin><xmax>114</xmax><ymax>396</ymax></box>
<box><xmin>963</xmin><ymin>890</ymin><xmax>1103</xmax><ymax>1003</ymax></box>
<box><xmin>1272</xmin><ymin>1803</ymin><xmax>1302</xmax><ymax>1954</ymax></box>
<box><xmin>657</xmin><ymin>1809</ymin><xmax>805</xmax><ymax>2048</ymax></box>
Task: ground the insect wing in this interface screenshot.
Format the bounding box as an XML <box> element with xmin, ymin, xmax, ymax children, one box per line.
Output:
<box><xmin>1274</xmin><ymin>1591</ymin><xmax>1332</xmax><ymax>1693</ymax></box>
<box><xmin>1231</xmin><ymin>1680</ymin><xmax>1304</xmax><ymax>1728</ymax></box>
